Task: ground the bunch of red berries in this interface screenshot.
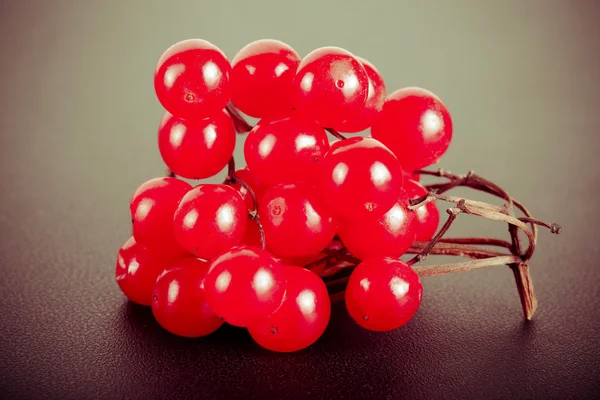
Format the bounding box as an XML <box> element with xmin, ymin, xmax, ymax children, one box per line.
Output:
<box><xmin>116</xmin><ymin>38</ymin><xmax>452</xmax><ymax>352</ymax></box>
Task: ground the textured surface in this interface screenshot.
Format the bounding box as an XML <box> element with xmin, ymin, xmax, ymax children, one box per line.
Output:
<box><xmin>1</xmin><ymin>0</ymin><xmax>600</xmax><ymax>399</ymax></box>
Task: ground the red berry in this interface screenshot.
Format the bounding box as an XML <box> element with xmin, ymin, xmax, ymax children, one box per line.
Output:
<box><xmin>158</xmin><ymin>109</ymin><xmax>236</xmax><ymax>179</ymax></box>
<box><xmin>115</xmin><ymin>237</ymin><xmax>169</xmax><ymax>306</ymax></box>
<box><xmin>204</xmin><ymin>246</ymin><xmax>286</xmax><ymax>327</ymax></box>
<box><xmin>371</xmin><ymin>87</ymin><xmax>453</xmax><ymax>170</ymax></box>
<box><xmin>319</xmin><ymin>137</ymin><xmax>404</xmax><ymax>219</ymax></box>
<box><xmin>345</xmin><ymin>258</ymin><xmax>422</xmax><ymax>331</ymax></box>
<box><xmin>173</xmin><ymin>184</ymin><xmax>247</xmax><ymax>259</ymax></box>
<box><xmin>403</xmin><ymin>179</ymin><xmax>440</xmax><ymax>242</ymax></box>
<box><xmin>228</xmin><ymin>167</ymin><xmax>266</xmax><ymax>211</ymax></box>
<box><xmin>292</xmin><ymin>47</ymin><xmax>368</xmax><ymax>130</ymax></box>
<box><xmin>403</xmin><ymin>169</ymin><xmax>421</xmax><ymax>182</ymax></box>
<box><xmin>154</xmin><ymin>39</ymin><xmax>231</xmax><ymax>119</ymax></box>
<box><xmin>151</xmin><ymin>258</ymin><xmax>223</xmax><ymax>338</ymax></box>
<box><xmin>130</xmin><ymin>177</ymin><xmax>191</xmax><ymax>256</ymax></box>
<box><xmin>338</xmin><ymin>189</ymin><xmax>416</xmax><ymax>260</ymax></box>
<box><xmin>244</xmin><ymin>114</ymin><xmax>330</xmax><ymax>186</ymax></box>
<box><xmin>231</xmin><ymin>39</ymin><xmax>301</xmax><ymax>118</ymax></box>
<box><xmin>249</xmin><ymin>266</ymin><xmax>330</xmax><ymax>352</ymax></box>
<box><xmin>259</xmin><ymin>183</ymin><xmax>337</xmax><ymax>258</ymax></box>
<box><xmin>336</xmin><ymin>57</ymin><xmax>386</xmax><ymax>133</ymax></box>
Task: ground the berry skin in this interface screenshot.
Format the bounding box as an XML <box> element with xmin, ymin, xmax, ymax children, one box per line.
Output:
<box><xmin>154</xmin><ymin>39</ymin><xmax>231</xmax><ymax>120</ymax></box>
<box><xmin>158</xmin><ymin>109</ymin><xmax>236</xmax><ymax>179</ymax></box>
<box><xmin>345</xmin><ymin>257</ymin><xmax>422</xmax><ymax>332</ymax></box>
<box><xmin>228</xmin><ymin>167</ymin><xmax>266</xmax><ymax>211</ymax></box>
<box><xmin>173</xmin><ymin>184</ymin><xmax>247</xmax><ymax>259</ymax></box>
<box><xmin>244</xmin><ymin>114</ymin><xmax>330</xmax><ymax>186</ymax></box>
<box><xmin>249</xmin><ymin>266</ymin><xmax>331</xmax><ymax>352</ymax></box>
<box><xmin>151</xmin><ymin>258</ymin><xmax>223</xmax><ymax>338</ymax></box>
<box><xmin>259</xmin><ymin>183</ymin><xmax>337</xmax><ymax>258</ymax></box>
<box><xmin>292</xmin><ymin>47</ymin><xmax>368</xmax><ymax>130</ymax></box>
<box><xmin>338</xmin><ymin>189</ymin><xmax>416</xmax><ymax>260</ymax></box>
<box><xmin>336</xmin><ymin>57</ymin><xmax>386</xmax><ymax>133</ymax></box>
<box><xmin>403</xmin><ymin>179</ymin><xmax>439</xmax><ymax>242</ymax></box>
<box><xmin>115</xmin><ymin>236</ymin><xmax>169</xmax><ymax>306</ymax></box>
<box><xmin>204</xmin><ymin>246</ymin><xmax>286</xmax><ymax>327</ymax></box>
<box><xmin>231</xmin><ymin>39</ymin><xmax>301</xmax><ymax>118</ymax></box>
<box><xmin>319</xmin><ymin>136</ymin><xmax>404</xmax><ymax>219</ymax></box>
<box><xmin>130</xmin><ymin>177</ymin><xmax>191</xmax><ymax>256</ymax></box>
<box><xmin>371</xmin><ymin>87</ymin><xmax>453</xmax><ymax>170</ymax></box>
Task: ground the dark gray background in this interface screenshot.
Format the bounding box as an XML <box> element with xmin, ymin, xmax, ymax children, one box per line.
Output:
<box><xmin>1</xmin><ymin>0</ymin><xmax>599</xmax><ymax>399</ymax></box>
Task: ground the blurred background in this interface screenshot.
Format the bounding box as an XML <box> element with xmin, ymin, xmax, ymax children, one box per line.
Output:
<box><xmin>1</xmin><ymin>0</ymin><xmax>599</xmax><ymax>398</ymax></box>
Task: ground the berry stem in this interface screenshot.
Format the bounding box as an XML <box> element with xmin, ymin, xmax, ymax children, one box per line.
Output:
<box><xmin>325</xmin><ymin>127</ymin><xmax>348</xmax><ymax>141</ymax></box>
<box><xmin>226</xmin><ymin>103</ymin><xmax>253</xmax><ymax>133</ymax></box>
<box><xmin>224</xmin><ymin>157</ymin><xmax>266</xmax><ymax>250</ymax></box>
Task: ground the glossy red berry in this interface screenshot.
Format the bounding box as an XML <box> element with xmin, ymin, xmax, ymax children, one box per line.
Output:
<box><xmin>151</xmin><ymin>258</ymin><xmax>223</xmax><ymax>338</ymax></box>
<box><xmin>403</xmin><ymin>179</ymin><xmax>440</xmax><ymax>242</ymax></box>
<box><xmin>231</xmin><ymin>39</ymin><xmax>301</xmax><ymax>118</ymax></box>
<box><xmin>204</xmin><ymin>246</ymin><xmax>286</xmax><ymax>327</ymax></box>
<box><xmin>336</xmin><ymin>57</ymin><xmax>386</xmax><ymax>133</ymax></box>
<box><xmin>244</xmin><ymin>115</ymin><xmax>330</xmax><ymax>186</ymax></box>
<box><xmin>173</xmin><ymin>184</ymin><xmax>247</xmax><ymax>259</ymax></box>
<box><xmin>249</xmin><ymin>266</ymin><xmax>330</xmax><ymax>352</ymax></box>
<box><xmin>338</xmin><ymin>189</ymin><xmax>416</xmax><ymax>260</ymax></box>
<box><xmin>292</xmin><ymin>47</ymin><xmax>368</xmax><ymax>130</ymax></box>
<box><xmin>319</xmin><ymin>136</ymin><xmax>404</xmax><ymax>219</ymax></box>
<box><xmin>115</xmin><ymin>237</ymin><xmax>169</xmax><ymax>306</ymax></box>
<box><xmin>371</xmin><ymin>87</ymin><xmax>453</xmax><ymax>170</ymax></box>
<box><xmin>345</xmin><ymin>257</ymin><xmax>422</xmax><ymax>332</ymax></box>
<box><xmin>228</xmin><ymin>167</ymin><xmax>266</xmax><ymax>211</ymax></box>
<box><xmin>130</xmin><ymin>177</ymin><xmax>191</xmax><ymax>256</ymax></box>
<box><xmin>259</xmin><ymin>183</ymin><xmax>337</xmax><ymax>258</ymax></box>
<box><xmin>154</xmin><ymin>39</ymin><xmax>231</xmax><ymax>119</ymax></box>
<box><xmin>158</xmin><ymin>109</ymin><xmax>236</xmax><ymax>179</ymax></box>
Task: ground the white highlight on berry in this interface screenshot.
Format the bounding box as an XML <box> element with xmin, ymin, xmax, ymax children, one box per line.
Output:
<box><xmin>259</xmin><ymin>134</ymin><xmax>277</xmax><ymax>158</ymax></box>
<box><xmin>135</xmin><ymin>198</ymin><xmax>155</xmax><ymax>221</ymax></box>
<box><xmin>360</xmin><ymin>278</ymin><xmax>371</xmax><ymax>292</ymax></box>
<box><xmin>304</xmin><ymin>201</ymin><xmax>321</xmax><ymax>230</ymax></box>
<box><xmin>215</xmin><ymin>270</ymin><xmax>232</xmax><ymax>293</ymax></box>
<box><xmin>301</xmin><ymin>72</ymin><xmax>314</xmax><ymax>92</ymax></box>
<box><xmin>204</xmin><ymin>124</ymin><xmax>217</xmax><ymax>149</ymax></box>
<box><xmin>421</xmin><ymin>110</ymin><xmax>443</xmax><ymax>139</ymax></box>
<box><xmin>389</xmin><ymin>277</ymin><xmax>409</xmax><ymax>299</ymax></box>
<box><xmin>342</xmin><ymin>74</ymin><xmax>359</xmax><ymax>96</ymax></box>
<box><xmin>370</xmin><ymin>161</ymin><xmax>391</xmax><ymax>186</ymax></box>
<box><xmin>183</xmin><ymin>209</ymin><xmax>199</xmax><ymax>228</ymax></box>
<box><xmin>202</xmin><ymin>61</ymin><xmax>222</xmax><ymax>89</ymax></box>
<box><xmin>295</xmin><ymin>134</ymin><xmax>316</xmax><ymax>151</ymax></box>
<box><xmin>167</xmin><ymin>280</ymin><xmax>180</xmax><ymax>305</ymax></box>
<box><xmin>163</xmin><ymin>63</ymin><xmax>185</xmax><ymax>89</ymax></box>
<box><xmin>253</xmin><ymin>268</ymin><xmax>274</xmax><ymax>298</ymax></box>
<box><xmin>216</xmin><ymin>204</ymin><xmax>235</xmax><ymax>231</ymax></box>
<box><xmin>274</xmin><ymin>62</ymin><xmax>289</xmax><ymax>77</ymax></box>
<box><xmin>332</xmin><ymin>162</ymin><xmax>349</xmax><ymax>185</ymax></box>
<box><xmin>386</xmin><ymin>204</ymin><xmax>407</xmax><ymax>229</ymax></box>
<box><xmin>128</xmin><ymin>259</ymin><xmax>140</xmax><ymax>275</ymax></box>
<box><xmin>297</xmin><ymin>289</ymin><xmax>317</xmax><ymax>318</ymax></box>
<box><xmin>170</xmin><ymin>123</ymin><xmax>186</xmax><ymax>147</ymax></box>
<box><xmin>245</xmin><ymin>64</ymin><xmax>256</xmax><ymax>75</ymax></box>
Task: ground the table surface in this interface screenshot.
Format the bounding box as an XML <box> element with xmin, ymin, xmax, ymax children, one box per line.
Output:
<box><xmin>1</xmin><ymin>1</ymin><xmax>599</xmax><ymax>399</ymax></box>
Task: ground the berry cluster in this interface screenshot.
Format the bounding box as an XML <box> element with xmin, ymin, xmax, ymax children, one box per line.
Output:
<box><xmin>116</xmin><ymin>38</ymin><xmax>453</xmax><ymax>352</ymax></box>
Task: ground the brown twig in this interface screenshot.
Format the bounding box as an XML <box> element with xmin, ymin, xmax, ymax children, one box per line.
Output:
<box><xmin>325</xmin><ymin>128</ymin><xmax>348</xmax><ymax>141</ymax></box>
<box><xmin>226</xmin><ymin>103</ymin><xmax>254</xmax><ymax>133</ymax></box>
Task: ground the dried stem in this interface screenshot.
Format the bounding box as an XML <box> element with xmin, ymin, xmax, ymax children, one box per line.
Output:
<box><xmin>325</xmin><ymin>128</ymin><xmax>348</xmax><ymax>141</ymax></box>
<box><xmin>226</xmin><ymin>103</ymin><xmax>253</xmax><ymax>133</ymax></box>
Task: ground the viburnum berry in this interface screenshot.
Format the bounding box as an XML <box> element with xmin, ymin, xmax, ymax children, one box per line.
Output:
<box><xmin>259</xmin><ymin>183</ymin><xmax>337</xmax><ymax>258</ymax></box>
<box><xmin>244</xmin><ymin>114</ymin><xmax>330</xmax><ymax>186</ymax></box>
<box><xmin>319</xmin><ymin>136</ymin><xmax>404</xmax><ymax>219</ymax></box>
<box><xmin>338</xmin><ymin>189</ymin><xmax>416</xmax><ymax>260</ymax></box>
<box><xmin>154</xmin><ymin>39</ymin><xmax>231</xmax><ymax>120</ymax></box>
<box><xmin>158</xmin><ymin>109</ymin><xmax>236</xmax><ymax>179</ymax></box>
<box><xmin>173</xmin><ymin>184</ymin><xmax>247</xmax><ymax>259</ymax></box>
<box><xmin>336</xmin><ymin>57</ymin><xmax>386</xmax><ymax>133</ymax></box>
<box><xmin>231</xmin><ymin>39</ymin><xmax>301</xmax><ymax>118</ymax></box>
<box><xmin>345</xmin><ymin>257</ymin><xmax>422</xmax><ymax>331</ymax></box>
<box><xmin>115</xmin><ymin>236</ymin><xmax>170</xmax><ymax>306</ymax></box>
<box><xmin>227</xmin><ymin>167</ymin><xmax>266</xmax><ymax>211</ymax></box>
<box><xmin>403</xmin><ymin>179</ymin><xmax>440</xmax><ymax>242</ymax></box>
<box><xmin>203</xmin><ymin>246</ymin><xmax>286</xmax><ymax>327</ymax></box>
<box><xmin>249</xmin><ymin>266</ymin><xmax>331</xmax><ymax>352</ymax></box>
<box><xmin>292</xmin><ymin>47</ymin><xmax>368</xmax><ymax>130</ymax></box>
<box><xmin>371</xmin><ymin>87</ymin><xmax>453</xmax><ymax>170</ymax></box>
<box><xmin>151</xmin><ymin>258</ymin><xmax>223</xmax><ymax>338</ymax></box>
<box><xmin>130</xmin><ymin>177</ymin><xmax>191</xmax><ymax>256</ymax></box>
